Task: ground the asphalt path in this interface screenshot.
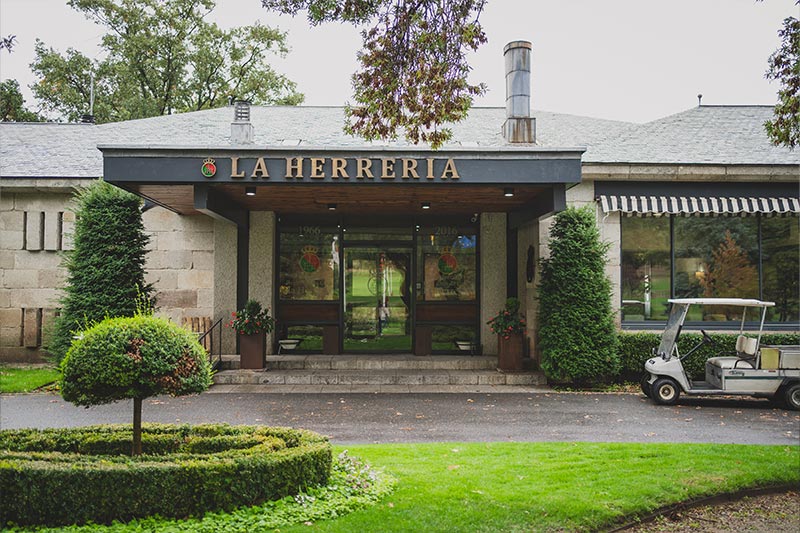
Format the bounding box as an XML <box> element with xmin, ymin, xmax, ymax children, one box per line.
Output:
<box><xmin>1</xmin><ymin>391</ymin><xmax>798</xmax><ymax>445</ymax></box>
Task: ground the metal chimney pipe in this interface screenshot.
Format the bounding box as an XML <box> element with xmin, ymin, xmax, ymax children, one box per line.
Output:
<box><xmin>503</xmin><ymin>40</ymin><xmax>536</xmax><ymax>143</ymax></box>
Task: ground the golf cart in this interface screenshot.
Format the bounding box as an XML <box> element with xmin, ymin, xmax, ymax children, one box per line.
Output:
<box><xmin>642</xmin><ymin>298</ymin><xmax>800</xmax><ymax>410</ymax></box>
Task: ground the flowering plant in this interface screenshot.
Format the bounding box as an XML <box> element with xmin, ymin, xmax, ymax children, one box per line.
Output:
<box><xmin>227</xmin><ymin>299</ymin><xmax>274</xmax><ymax>335</ymax></box>
<box><xmin>487</xmin><ymin>297</ymin><xmax>526</xmax><ymax>339</ymax></box>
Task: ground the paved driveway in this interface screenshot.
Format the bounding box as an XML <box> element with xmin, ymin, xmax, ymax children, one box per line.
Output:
<box><xmin>1</xmin><ymin>391</ymin><xmax>797</xmax><ymax>445</ymax></box>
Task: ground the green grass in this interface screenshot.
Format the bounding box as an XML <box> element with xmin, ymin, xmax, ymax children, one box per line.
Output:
<box><xmin>4</xmin><ymin>442</ymin><xmax>798</xmax><ymax>532</ymax></box>
<box><xmin>280</xmin><ymin>442</ymin><xmax>799</xmax><ymax>533</ymax></box>
<box><xmin>0</xmin><ymin>365</ymin><xmax>60</xmax><ymax>393</ymax></box>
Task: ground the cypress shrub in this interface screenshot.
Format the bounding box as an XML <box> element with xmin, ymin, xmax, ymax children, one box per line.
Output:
<box><xmin>538</xmin><ymin>207</ymin><xmax>620</xmax><ymax>383</ymax></box>
<box><xmin>48</xmin><ymin>180</ymin><xmax>153</xmax><ymax>362</ymax></box>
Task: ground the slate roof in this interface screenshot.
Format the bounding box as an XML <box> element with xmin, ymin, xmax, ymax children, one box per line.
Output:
<box><xmin>585</xmin><ymin>105</ymin><xmax>800</xmax><ymax>166</ymax></box>
<box><xmin>1</xmin><ymin>105</ymin><xmax>797</xmax><ymax>179</ymax></box>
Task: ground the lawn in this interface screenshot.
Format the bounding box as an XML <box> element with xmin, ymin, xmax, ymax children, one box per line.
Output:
<box><xmin>3</xmin><ymin>442</ymin><xmax>797</xmax><ymax>532</ymax></box>
<box><xmin>0</xmin><ymin>365</ymin><xmax>60</xmax><ymax>393</ymax></box>
<box><xmin>281</xmin><ymin>442</ymin><xmax>799</xmax><ymax>533</ymax></box>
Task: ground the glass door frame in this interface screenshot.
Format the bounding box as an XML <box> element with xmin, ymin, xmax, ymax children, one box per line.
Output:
<box><xmin>275</xmin><ymin>214</ymin><xmax>480</xmax><ymax>355</ymax></box>
<box><xmin>340</xmin><ymin>239</ymin><xmax>416</xmax><ymax>353</ymax></box>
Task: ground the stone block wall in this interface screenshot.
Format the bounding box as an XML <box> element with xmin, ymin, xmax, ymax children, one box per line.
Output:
<box><xmin>1</xmin><ymin>190</ymin><xmax>76</xmax><ymax>362</ymax></box>
<box><xmin>1</xmin><ymin>186</ymin><xmax>217</xmax><ymax>363</ymax></box>
<box><xmin>142</xmin><ymin>207</ymin><xmax>215</xmax><ymax>327</ymax></box>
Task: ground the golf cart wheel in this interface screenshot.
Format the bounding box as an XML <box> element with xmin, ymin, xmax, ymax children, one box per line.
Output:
<box><xmin>652</xmin><ymin>378</ymin><xmax>680</xmax><ymax>406</ymax></box>
<box><xmin>784</xmin><ymin>383</ymin><xmax>800</xmax><ymax>411</ymax></box>
<box><xmin>640</xmin><ymin>375</ymin><xmax>652</xmax><ymax>398</ymax></box>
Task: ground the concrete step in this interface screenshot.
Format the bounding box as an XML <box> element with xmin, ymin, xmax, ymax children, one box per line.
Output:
<box><xmin>212</xmin><ymin>368</ymin><xmax>546</xmax><ymax>387</ymax></box>
<box><xmin>220</xmin><ymin>354</ymin><xmax>501</xmax><ymax>371</ymax></box>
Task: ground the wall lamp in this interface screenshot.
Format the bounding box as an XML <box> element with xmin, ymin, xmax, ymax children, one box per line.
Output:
<box><xmin>245</xmin><ymin>186</ymin><xmax>256</xmax><ymax>196</ymax></box>
<box><xmin>504</xmin><ymin>187</ymin><xmax>514</xmax><ymax>197</ymax></box>
<box><xmin>421</xmin><ymin>202</ymin><xmax>431</xmax><ymax>210</ymax></box>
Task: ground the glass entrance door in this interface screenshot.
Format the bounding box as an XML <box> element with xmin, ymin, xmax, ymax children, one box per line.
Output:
<box><xmin>344</xmin><ymin>247</ymin><xmax>411</xmax><ymax>352</ymax></box>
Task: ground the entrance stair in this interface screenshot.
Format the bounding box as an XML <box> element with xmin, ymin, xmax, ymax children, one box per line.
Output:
<box><xmin>211</xmin><ymin>354</ymin><xmax>548</xmax><ymax>393</ymax></box>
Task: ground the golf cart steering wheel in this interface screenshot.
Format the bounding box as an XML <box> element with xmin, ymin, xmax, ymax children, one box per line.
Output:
<box><xmin>700</xmin><ymin>329</ymin><xmax>716</xmax><ymax>347</ymax></box>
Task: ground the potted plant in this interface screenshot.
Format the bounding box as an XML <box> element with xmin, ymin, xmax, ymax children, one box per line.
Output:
<box><xmin>487</xmin><ymin>297</ymin><xmax>526</xmax><ymax>371</ymax></box>
<box><xmin>228</xmin><ymin>299</ymin><xmax>275</xmax><ymax>369</ymax></box>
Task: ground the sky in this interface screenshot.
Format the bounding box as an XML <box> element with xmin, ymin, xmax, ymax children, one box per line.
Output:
<box><xmin>1</xmin><ymin>0</ymin><xmax>797</xmax><ymax>124</ymax></box>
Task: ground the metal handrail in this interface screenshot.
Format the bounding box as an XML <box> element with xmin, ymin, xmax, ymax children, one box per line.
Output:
<box><xmin>197</xmin><ymin>318</ymin><xmax>224</xmax><ymax>370</ymax></box>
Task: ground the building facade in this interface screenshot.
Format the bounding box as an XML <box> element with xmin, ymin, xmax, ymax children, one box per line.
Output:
<box><xmin>2</xmin><ymin>42</ymin><xmax>798</xmax><ymax>364</ymax></box>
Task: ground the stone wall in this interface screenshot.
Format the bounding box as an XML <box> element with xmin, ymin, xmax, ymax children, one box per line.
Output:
<box><xmin>142</xmin><ymin>207</ymin><xmax>215</xmax><ymax>328</ymax></box>
<box><xmin>0</xmin><ymin>189</ymin><xmax>77</xmax><ymax>362</ymax></box>
<box><xmin>0</xmin><ymin>185</ymin><xmax>217</xmax><ymax>363</ymax></box>
<box><xmin>479</xmin><ymin>213</ymin><xmax>507</xmax><ymax>356</ymax></box>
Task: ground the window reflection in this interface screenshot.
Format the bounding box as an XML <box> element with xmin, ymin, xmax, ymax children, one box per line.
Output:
<box><xmin>279</xmin><ymin>226</ymin><xmax>339</xmax><ymax>301</ymax></box>
<box><xmin>621</xmin><ymin>216</ymin><xmax>670</xmax><ymax>321</ymax></box>
<box><xmin>416</xmin><ymin>226</ymin><xmax>476</xmax><ymax>302</ymax></box>
<box><xmin>763</xmin><ymin>216</ymin><xmax>800</xmax><ymax>323</ymax></box>
<box><xmin>620</xmin><ymin>214</ymin><xmax>799</xmax><ymax>324</ymax></box>
<box><xmin>674</xmin><ymin>217</ymin><xmax>758</xmax><ymax>322</ymax></box>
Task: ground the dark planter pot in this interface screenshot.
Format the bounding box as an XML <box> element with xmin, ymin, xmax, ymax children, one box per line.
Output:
<box><xmin>497</xmin><ymin>332</ymin><xmax>524</xmax><ymax>372</ymax></box>
<box><xmin>239</xmin><ymin>332</ymin><xmax>266</xmax><ymax>369</ymax></box>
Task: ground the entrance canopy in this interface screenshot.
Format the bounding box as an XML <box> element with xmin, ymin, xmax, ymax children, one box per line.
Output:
<box><xmin>100</xmin><ymin>146</ymin><xmax>584</xmax><ymax>221</ymax></box>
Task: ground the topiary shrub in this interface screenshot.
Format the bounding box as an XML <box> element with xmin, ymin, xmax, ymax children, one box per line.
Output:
<box><xmin>49</xmin><ymin>180</ymin><xmax>153</xmax><ymax>363</ymax></box>
<box><xmin>60</xmin><ymin>314</ymin><xmax>213</xmax><ymax>455</ymax></box>
<box><xmin>0</xmin><ymin>424</ymin><xmax>332</xmax><ymax>526</ymax></box>
<box><xmin>618</xmin><ymin>331</ymin><xmax>800</xmax><ymax>382</ymax></box>
<box><xmin>538</xmin><ymin>206</ymin><xmax>621</xmax><ymax>384</ymax></box>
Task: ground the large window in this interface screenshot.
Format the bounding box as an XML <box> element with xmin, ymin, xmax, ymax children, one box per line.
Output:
<box><xmin>620</xmin><ymin>214</ymin><xmax>799</xmax><ymax>324</ymax></box>
<box><xmin>416</xmin><ymin>225</ymin><xmax>477</xmax><ymax>302</ymax></box>
<box><xmin>621</xmin><ymin>216</ymin><xmax>670</xmax><ymax>321</ymax></box>
<box><xmin>279</xmin><ymin>225</ymin><xmax>339</xmax><ymax>301</ymax></box>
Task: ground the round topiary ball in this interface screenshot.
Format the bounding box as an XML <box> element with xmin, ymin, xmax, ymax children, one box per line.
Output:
<box><xmin>60</xmin><ymin>314</ymin><xmax>213</xmax><ymax>406</ymax></box>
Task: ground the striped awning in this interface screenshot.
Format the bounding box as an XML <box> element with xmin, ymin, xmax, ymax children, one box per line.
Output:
<box><xmin>598</xmin><ymin>195</ymin><xmax>800</xmax><ymax>215</ymax></box>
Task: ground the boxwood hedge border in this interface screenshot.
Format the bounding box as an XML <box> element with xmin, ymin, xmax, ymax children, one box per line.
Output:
<box><xmin>0</xmin><ymin>424</ymin><xmax>332</xmax><ymax>527</ymax></box>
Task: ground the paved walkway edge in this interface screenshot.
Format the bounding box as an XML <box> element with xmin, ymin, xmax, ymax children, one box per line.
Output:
<box><xmin>206</xmin><ymin>384</ymin><xmax>552</xmax><ymax>394</ymax></box>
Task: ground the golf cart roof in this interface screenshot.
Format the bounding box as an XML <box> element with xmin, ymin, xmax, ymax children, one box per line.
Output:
<box><xmin>668</xmin><ymin>298</ymin><xmax>775</xmax><ymax>308</ymax></box>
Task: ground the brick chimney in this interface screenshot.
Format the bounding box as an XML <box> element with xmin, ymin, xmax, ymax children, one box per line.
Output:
<box><xmin>230</xmin><ymin>100</ymin><xmax>254</xmax><ymax>145</ymax></box>
<box><xmin>503</xmin><ymin>41</ymin><xmax>536</xmax><ymax>144</ymax></box>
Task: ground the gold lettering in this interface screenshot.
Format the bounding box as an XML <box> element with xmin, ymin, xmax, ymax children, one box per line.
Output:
<box><xmin>426</xmin><ymin>158</ymin><xmax>435</xmax><ymax>180</ymax></box>
<box><xmin>251</xmin><ymin>157</ymin><xmax>269</xmax><ymax>179</ymax></box>
<box><xmin>381</xmin><ymin>158</ymin><xmax>396</xmax><ymax>179</ymax></box>
<box><xmin>331</xmin><ymin>158</ymin><xmax>348</xmax><ymax>179</ymax></box>
<box><xmin>356</xmin><ymin>158</ymin><xmax>374</xmax><ymax>179</ymax></box>
<box><xmin>310</xmin><ymin>158</ymin><xmax>325</xmax><ymax>179</ymax></box>
<box><xmin>285</xmin><ymin>157</ymin><xmax>303</xmax><ymax>179</ymax></box>
<box><xmin>401</xmin><ymin>159</ymin><xmax>419</xmax><ymax>179</ymax></box>
<box><xmin>230</xmin><ymin>157</ymin><xmax>246</xmax><ymax>179</ymax></box>
<box><xmin>441</xmin><ymin>158</ymin><xmax>460</xmax><ymax>180</ymax></box>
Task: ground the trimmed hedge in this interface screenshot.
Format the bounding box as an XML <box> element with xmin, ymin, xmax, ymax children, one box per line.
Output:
<box><xmin>0</xmin><ymin>424</ymin><xmax>332</xmax><ymax>527</ymax></box>
<box><xmin>618</xmin><ymin>331</ymin><xmax>800</xmax><ymax>381</ymax></box>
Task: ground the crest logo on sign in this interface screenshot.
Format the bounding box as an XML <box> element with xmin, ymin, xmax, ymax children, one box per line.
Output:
<box><xmin>201</xmin><ymin>158</ymin><xmax>217</xmax><ymax>178</ymax></box>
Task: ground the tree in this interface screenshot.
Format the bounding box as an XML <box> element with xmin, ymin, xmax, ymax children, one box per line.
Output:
<box><xmin>764</xmin><ymin>4</ymin><xmax>799</xmax><ymax>148</ymax></box>
<box><xmin>262</xmin><ymin>0</ymin><xmax>487</xmax><ymax>148</ymax></box>
<box><xmin>0</xmin><ymin>79</ymin><xmax>45</xmax><ymax>122</ymax></box>
<box><xmin>538</xmin><ymin>207</ymin><xmax>620</xmax><ymax>384</ymax></box>
<box><xmin>0</xmin><ymin>34</ymin><xmax>15</xmax><ymax>52</ymax></box>
<box><xmin>698</xmin><ymin>230</ymin><xmax>759</xmax><ymax>320</ymax></box>
<box><xmin>60</xmin><ymin>313</ymin><xmax>213</xmax><ymax>455</ymax></box>
<box><xmin>49</xmin><ymin>180</ymin><xmax>153</xmax><ymax>362</ymax></box>
<box><xmin>31</xmin><ymin>0</ymin><xmax>303</xmax><ymax>123</ymax></box>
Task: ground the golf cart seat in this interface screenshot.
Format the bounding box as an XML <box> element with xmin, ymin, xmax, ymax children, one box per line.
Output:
<box><xmin>707</xmin><ymin>335</ymin><xmax>758</xmax><ymax>369</ymax></box>
<box><xmin>706</xmin><ymin>357</ymin><xmax>754</xmax><ymax>369</ymax></box>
